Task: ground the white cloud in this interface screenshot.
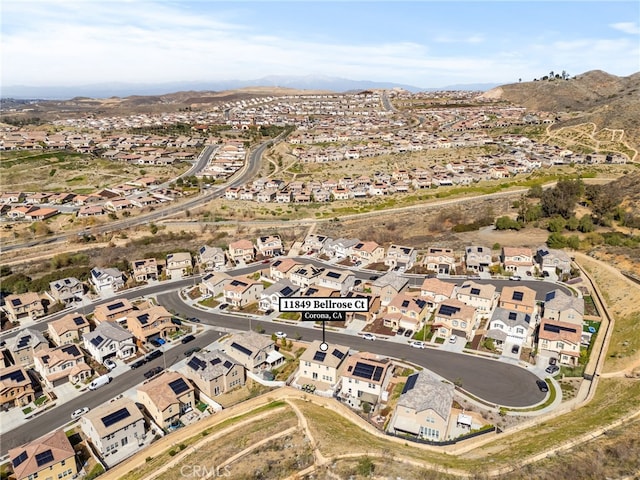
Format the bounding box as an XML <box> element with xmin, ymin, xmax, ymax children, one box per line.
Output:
<box><xmin>610</xmin><ymin>22</ymin><xmax>640</xmax><ymax>35</ymax></box>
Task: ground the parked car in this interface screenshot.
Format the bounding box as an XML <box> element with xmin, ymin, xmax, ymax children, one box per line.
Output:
<box><xmin>396</xmin><ymin>327</ymin><xmax>406</xmax><ymax>336</ymax></box>
<box><xmin>265</xmin><ymin>309</ymin><xmax>274</xmax><ymax>315</ymax></box>
<box><xmin>369</xmin><ymin>275</ymin><xmax>379</xmax><ymax>281</ymax></box>
<box><xmin>509</xmin><ymin>275</ymin><xmax>522</xmax><ymax>281</ymax></box>
<box><xmin>181</xmin><ymin>334</ymin><xmax>196</xmax><ymax>344</ymax></box>
<box><xmin>545</xmin><ymin>364</ymin><xmax>560</xmax><ymax>375</ymax></box>
<box><xmin>219</xmin><ymin>303</ymin><xmax>229</xmax><ymax>310</ymax></box>
<box><xmin>362</xmin><ymin>333</ymin><xmax>376</xmax><ymax>341</ymax></box>
<box><xmin>184</xmin><ymin>347</ymin><xmax>202</xmax><ymax>357</ymax></box>
<box><xmin>171</xmin><ymin>317</ymin><xmax>182</xmax><ymax>326</ymax></box>
<box><xmin>150</xmin><ymin>338</ymin><xmax>165</xmax><ymax>347</ymax></box>
<box><xmin>130</xmin><ymin>358</ymin><xmax>146</xmax><ymax>369</ymax></box>
<box><xmin>536</xmin><ymin>379</ymin><xmax>549</xmax><ymax>392</ymax></box>
<box><xmin>274</xmin><ymin>331</ymin><xmax>287</xmax><ymax>339</ymax></box>
<box><xmin>511</xmin><ymin>345</ymin><xmax>520</xmax><ymax>354</ymax></box>
<box><xmin>404</xmin><ymin>329</ymin><xmax>413</xmax><ymax>338</ymax></box>
<box><xmin>201</xmin><ymin>293</ymin><xmax>212</xmax><ymax>299</ymax></box>
<box><xmin>144</xmin><ymin>366</ymin><xmax>163</xmax><ymax>379</ymax></box>
<box><xmin>89</xmin><ymin>375</ymin><xmax>112</xmax><ymax>390</ymax></box>
<box><xmin>410</xmin><ymin>341</ymin><xmax>425</xmax><ymax>349</ymax></box>
<box><xmin>103</xmin><ymin>358</ymin><xmax>117</xmax><ymax>371</ymax></box>
<box><xmin>71</xmin><ymin>407</ymin><xmax>90</xmax><ymax>420</ymax></box>
<box><xmin>188</xmin><ymin>317</ymin><xmax>201</xmax><ymax>323</ymax></box>
<box><xmin>543</xmin><ymin>271</ymin><xmax>550</xmax><ymax>277</ymax></box>
<box><xmin>146</xmin><ymin>350</ymin><xmax>162</xmax><ymax>360</ymax></box>
<box><xmin>449</xmin><ymin>335</ymin><xmax>457</xmax><ymax>344</ymax></box>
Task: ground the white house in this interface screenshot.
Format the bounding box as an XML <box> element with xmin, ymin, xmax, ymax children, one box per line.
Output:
<box><xmin>259</xmin><ymin>280</ymin><xmax>299</xmax><ymax>312</ymax></box>
<box><xmin>89</xmin><ymin>267</ymin><xmax>125</xmax><ymax>295</ymax></box>
<box><xmin>83</xmin><ymin>321</ymin><xmax>136</xmax><ymax>363</ymax></box>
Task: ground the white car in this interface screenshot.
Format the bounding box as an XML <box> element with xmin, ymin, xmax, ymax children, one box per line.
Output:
<box><xmin>275</xmin><ymin>331</ymin><xmax>287</xmax><ymax>339</ymax></box>
<box><xmin>103</xmin><ymin>358</ymin><xmax>117</xmax><ymax>371</ymax></box>
<box><xmin>449</xmin><ymin>335</ymin><xmax>457</xmax><ymax>344</ymax></box>
<box><xmin>410</xmin><ymin>341</ymin><xmax>425</xmax><ymax>349</ymax></box>
<box><xmin>71</xmin><ymin>407</ymin><xmax>89</xmax><ymax>420</ymax></box>
<box><xmin>362</xmin><ymin>333</ymin><xmax>376</xmax><ymax>341</ymax></box>
<box><xmin>201</xmin><ymin>293</ymin><xmax>212</xmax><ymax>299</ymax></box>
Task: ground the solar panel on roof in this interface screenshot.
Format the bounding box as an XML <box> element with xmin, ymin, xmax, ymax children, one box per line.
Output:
<box><xmin>41</xmin><ymin>355</ymin><xmax>50</xmax><ymax>364</ymax></box>
<box><xmin>545</xmin><ymin>291</ymin><xmax>557</xmax><ymax>302</ymax></box>
<box><xmin>12</xmin><ymin>451</ymin><xmax>27</xmax><ymax>468</ymax></box>
<box><xmin>138</xmin><ymin>313</ymin><xmax>149</xmax><ymax>325</ymax></box>
<box><xmin>102</xmin><ymin>407</ymin><xmax>131</xmax><ymax>428</ymax></box>
<box><xmin>313</xmin><ymin>351</ymin><xmax>326</xmax><ymax>362</ymax></box>
<box><xmin>332</xmin><ymin>349</ymin><xmax>345</xmax><ymax>360</ymax></box>
<box><xmin>11</xmin><ymin>298</ymin><xmax>21</xmax><ymax>306</ymax></box>
<box><xmin>543</xmin><ymin>323</ymin><xmax>576</xmax><ymax>334</ymax></box>
<box><xmin>508</xmin><ymin>312</ymin><xmax>517</xmax><ymax>321</ymax></box>
<box><xmin>512</xmin><ymin>291</ymin><xmax>524</xmax><ymax>301</ymax></box>
<box><xmin>168</xmin><ymin>378</ymin><xmax>190</xmax><ymax>395</ymax></box>
<box><xmin>223</xmin><ymin>360</ymin><xmax>233</xmax><ymax>369</ymax></box>
<box><xmin>438</xmin><ymin>305</ymin><xmax>460</xmax><ymax>316</ymax></box>
<box><xmin>107</xmin><ymin>301</ymin><xmax>125</xmax><ymax>311</ymax></box>
<box><xmin>210</xmin><ymin>358</ymin><xmax>221</xmax><ymax>366</ymax></box>
<box><xmin>63</xmin><ymin>344</ymin><xmax>80</xmax><ymax>356</ymax></box>
<box><xmin>470</xmin><ymin>288</ymin><xmax>481</xmax><ymax>295</ymax></box>
<box><xmin>352</xmin><ymin>361</ymin><xmax>375</xmax><ymax>380</ymax></box>
<box><xmin>355</xmin><ymin>243</ymin><xmax>364</xmax><ymax>249</ymax></box>
<box><xmin>17</xmin><ymin>337</ymin><xmax>30</xmax><ymax>348</ymax></box>
<box><xmin>0</xmin><ymin>369</ymin><xmax>26</xmax><ymax>383</ymax></box>
<box><xmin>372</xmin><ymin>366</ymin><xmax>384</xmax><ymax>382</ymax></box>
<box><xmin>231</xmin><ymin>342</ymin><xmax>252</xmax><ymax>356</ymax></box>
<box><xmin>73</xmin><ymin>316</ymin><xmax>85</xmax><ymax>326</ymax></box>
<box><xmin>199</xmin><ymin>246</ymin><xmax>206</xmax><ymax>254</ymax></box>
<box><xmin>281</xmin><ymin>286</ymin><xmax>293</xmax><ymax>296</ymax></box>
<box><xmin>35</xmin><ymin>449</ymin><xmax>54</xmax><ymax>467</ymax></box>
<box><xmin>90</xmin><ymin>335</ymin><xmax>104</xmax><ymax>347</ymax></box>
<box><xmin>187</xmin><ymin>357</ymin><xmax>205</xmax><ymax>371</ymax></box>
<box><xmin>326</xmin><ymin>271</ymin><xmax>340</xmax><ymax>279</ymax></box>
<box><xmin>402</xmin><ymin>373</ymin><xmax>419</xmax><ymax>394</ymax></box>
<box><xmin>478</xmin><ymin>247</ymin><xmax>483</xmax><ymax>252</ymax></box>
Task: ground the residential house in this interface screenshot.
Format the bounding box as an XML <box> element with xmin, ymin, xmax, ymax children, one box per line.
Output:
<box><xmin>199</xmin><ymin>272</ymin><xmax>231</xmax><ymax>297</ymax></box>
<box><xmin>8</xmin><ymin>429</ymin><xmax>77</xmax><ymax>480</ymax></box>
<box><xmin>34</xmin><ymin>344</ymin><xmax>92</xmax><ymax>388</ymax></box>
<box><xmin>165</xmin><ymin>252</ymin><xmax>192</xmax><ymax>280</ymax></box>
<box><xmin>259</xmin><ymin>280</ymin><xmax>299</xmax><ymax>312</ymax></box>
<box><xmin>3</xmin><ymin>293</ymin><xmax>44</xmax><ymax>322</ymax></box>
<box><xmin>126</xmin><ymin>306</ymin><xmax>176</xmax><ymax>344</ymax></box>
<box><xmin>131</xmin><ymin>258</ymin><xmax>159</xmax><ymax>282</ymax></box>
<box><xmin>350</xmin><ymin>241</ymin><xmax>385</xmax><ymax>266</ymax></box>
<box><xmin>297</xmin><ymin>340</ymin><xmax>349</xmax><ymax>390</ymax></box>
<box><xmin>301</xmin><ymin>233</ymin><xmax>330</xmax><ymax>253</ymax></box>
<box><xmin>89</xmin><ymin>267</ymin><xmax>125</xmax><ymax>294</ymax></box>
<box><xmin>433</xmin><ymin>299</ymin><xmax>477</xmax><ymax>341</ymax></box>
<box><xmin>383</xmin><ymin>293</ymin><xmax>429</xmax><ymax>332</ymax></box>
<box><xmin>290</xmin><ymin>264</ymin><xmax>324</xmax><ymax>289</ymax></box>
<box><xmin>384</xmin><ymin>244</ymin><xmax>417</xmax><ymax>271</ymax></box>
<box><xmin>181</xmin><ymin>350</ymin><xmax>245</xmax><ymax>398</ymax></box>
<box><xmin>498</xmin><ymin>286</ymin><xmax>537</xmax><ymax>315</ymax></box>
<box><xmin>501</xmin><ymin>247</ymin><xmax>534</xmax><ymax>274</ymax></box>
<box><xmin>323</xmin><ymin>238</ymin><xmax>360</xmax><ymax>259</ymax></box>
<box><xmin>255</xmin><ymin>235</ymin><xmax>284</xmax><ymax>257</ymax></box>
<box><xmin>269</xmin><ymin>258</ymin><xmax>302</xmax><ymax>282</ymax></box>
<box><xmin>455</xmin><ymin>281</ymin><xmax>498</xmax><ymax>315</ymax></box>
<box><xmin>423</xmin><ymin>247</ymin><xmax>457</xmax><ymax>275</ymax></box>
<box><xmin>223</xmin><ymin>276</ymin><xmax>263</xmax><ymax>308</ymax></box>
<box><xmin>317</xmin><ymin>268</ymin><xmax>355</xmax><ymax>295</ymax></box>
<box><xmin>464</xmin><ymin>245</ymin><xmax>493</xmax><ymax>273</ymax></box>
<box><xmin>137</xmin><ymin>371</ymin><xmax>196</xmax><ymax>429</ymax></box>
<box><xmin>93</xmin><ymin>298</ymin><xmax>135</xmax><ymax>325</ymax></box>
<box><xmin>197</xmin><ymin>246</ymin><xmax>226</xmax><ymax>272</ymax></box>
<box><xmin>47</xmin><ymin>313</ymin><xmax>90</xmax><ymax>346</ymax></box>
<box><xmin>228</xmin><ymin>239</ymin><xmax>255</xmax><ymax>264</ymax></box>
<box><xmin>83</xmin><ymin>322</ymin><xmax>136</xmax><ymax>363</ymax></box>
<box><xmin>48</xmin><ymin>277</ymin><xmax>84</xmax><ymax>305</ymax></box>
<box><xmin>388</xmin><ymin>371</ymin><xmax>454</xmax><ymax>442</ymax></box>
<box><xmin>536</xmin><ymin>247</ymin><xmax>572</xmax><ymax>276</ymax></box>
<box><xmin>345</xmin><ymin>291</ymin><xmax>381</xmax><ymax>324</ymax></box>
<box><xmin>0</xmin><ymin>366</ymin><xmax>35</xmax><ymax>409</ymax></box>
<box><xmin>543</xmin><ymin>290</ymin><xmax>584</xmax><ymax>326</ymax></box>
<box><xmin>420</xmin><ymin>278</ymin><xmax>456</xmax><ymax>303</ymax></box>
<box><xmin>80</xmin><ymin>397</ymin><xmax>145</xmax><ymax>458</ymax></box>
<box><xmin>223</xmin><ymin>331</ymin><xmax>284</xmax><ymax>372</ymax></box>
<box><xmin>485</xmin><ymin>307</ymin><xmax>534</xmax><ymax>351</ymax></box>
<box><xmin>371</xmin><ymin>272</ymin><xmax>409</xmax><ymax>306</ymax></box>
<box><xmin>7</xmin><ymin>329</ymin><xmax>49</xmax><ymax>367</ymax></box>
<box><xmin>538</xmin><ymin>319</ymin><xmax>581</xmax><ymax>366</ymax></box>
<box><xmin>338</xmin><ymin>353</ymin><xmax>393</xmax><ymax>410</ymax></box>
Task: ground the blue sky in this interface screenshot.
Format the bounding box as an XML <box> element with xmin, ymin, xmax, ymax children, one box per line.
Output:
<box><xmin>2</xmin><ymin>1</ymin><xmax>639</xmax><ymax>89</ymax></box>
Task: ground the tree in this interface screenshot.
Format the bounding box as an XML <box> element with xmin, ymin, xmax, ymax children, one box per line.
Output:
<box><xmin>547</xmin><ymin>232</ymin><xmax>567</xmax><ymax>248</ymax></box>
<box><xmin>541</xmin><ymin>178</ymin><xmax>583</xmax><ymax>219</ymax></box>
<box><xmin>547</xmin><ymin>216</ymin><xmax>566</xmax><ymax>232</ymax></box>
<box><xmin>585</xmin><ymin>184</ymin><xmax>621</xmax><ymax>224</ymax></box>
<box><xmin>527</xmin><ymin>184</ymin><xmax>544</xmax><ymax>198</ymax></box>
<box><xmin>495</xmin><ymin>216</ymin><xmax>521</xmax><ymax>230</ymax></box>
<box><xmin>578</xmin><ymin>214</ymin><xmax>594</xmax><ymax>233</ymax></box>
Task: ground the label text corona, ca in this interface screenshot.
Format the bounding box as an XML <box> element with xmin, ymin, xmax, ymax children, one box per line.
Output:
<box><xmin>279</xmin><ymin>297</ymin><xmax>369</xmax><ymax>312</ymax></box>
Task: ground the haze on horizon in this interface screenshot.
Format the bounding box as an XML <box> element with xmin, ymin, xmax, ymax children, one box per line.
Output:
<box><xmin>2</xmin><ymin>0</ymin><xmax>639</xmax><ymax>91</ymax></box>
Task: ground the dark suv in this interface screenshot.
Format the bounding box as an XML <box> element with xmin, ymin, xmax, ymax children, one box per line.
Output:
<box><xmin>536</xmin><ymin>379</ymin><xmax>549</xmax><ymax>392</ymax></box>
<box><xmin>130</xmin><ymin>358</ymin><xmax>146</xmax><ymax>369</ymax></box>
<box><xmin>181</xmin><ymin>334</ymin><xmax>196</xmax><ymax>344</ymax></box>
<box><xmin>146</xmin><ymin>350</ymin><xmax>162</xmax><ymax>361</ymax></box>
<box><xmin>144</xmin><ymin>366</ymin><xmax>163</xmax><ymax>379</ymax></box>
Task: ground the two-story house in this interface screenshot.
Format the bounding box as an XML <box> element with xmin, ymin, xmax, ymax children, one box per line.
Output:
<box><xmin>228</xmin><ymin>239</ymin><xmax>255</xmax><ymax>264</ymax></box>
<box><xmin>8</xmin><ymin>430</ymin><xmax>77</xmax><ymax>480</ymax></box>
<box><xmin>165</xmin><ymin>252</ymin><xmax>192</xmax><ymax>280</ymax></box>
<box><xmin>80</xmin><ymin>397</ymin><xmax>145</xmax><ymax>459</ymax></box>
<box><xmin>137</xmin><ymin>371</ymin><xmax>196</xmax><ymax>430</ymax></box>
<box><xmin>199</xmin><ymin>272</ymin><xmax>231</xmax><ymax>297</ymax></box>
<box><xmin>486</xmin><ymin>307</ymin><xmax>534</xmax><ymax>351</ymax></box>
<box><xmin>131</xmin><ymin>258</ymin><xmax>159</xmax><ymax>282</ymax></box>
<box><xmin>455</xmin><ymin>281</ymin><xmax>498</xmax><ymax>315</ymax></box>
<box><xmin>317</xmin><ymin>268</ymin><xmax>355</xmax><ymax>295</ymax></box>
<box><xmin>126</xmin><ymin>306</ymin><xmax>176</xmax><ymax>344</ymax></box>
<box><xmin>423</xmin><ymin>247</ymin><xmax>457</xmax><ymax>275</ymax></box>
<box><xmin>384</xmin><ymin>244</ymin><xmax>417</xmax><ymax>271</ymax></box>
<box><xmin>34</xmin><ymin>344</ymin><xmax>92</xmax><ymax>388</ymax></box>
<box><xmin>255</xmin><ymin>235</ymin><xmax>284</xmax><ymax>257</ymax></box>
<box><xmin>301</xmin><ymin>233</ymin><xmax>331</xmax><ymax>254</ymax></box>
<box><xmin>434</xmin><ymin>299</ymin><xmax>478</xmax><ymax>341</ymax></box>
<box><xmin>0</xmin><ymin>366</ymin><xmax>35</xmax><ymax>409</ymax></box>
<box><xmin>538</xmin><ymin>319</ymin><xmax>581</xmax><ymax>366</ymax></box>
<box><xmin>388</xmin><ymin>370</ymin><xmax>454</xmax><ymax>442</ymax></box>
<box><xmin>197</xmin><ymin>246</ymin><xmax>226</xmax><ymax>272</ymax></box>
<box><xmin>83</xmin><ymin>322</ymin><xmax>136</xmax><ymax>363</ymax></box>
<box><xmin>223</xmin><ymin>331</ymin><xmax>283</xmax><ymax>372</ymax></box>
<box><xmin>297</xmin><ymin>340</ymin><xmax>350</xmax><ymax>391</ymax></box>
<box><xmin>223</xmin><ymin>276</ymin><xmax>263</xmax><ymax>308</ymax></box>
<box><xmin>350</xmin><ymin>241</ymin><xmax>385</xmax><ymax>266</ymax></box>
<box><xmin>322</xmin><ymin>238</ymin><xmax>360</xmax><ymax>259</ymax></box>
<box><xmin>289</xmin><ymin>264</ymin><xmax>325</xmax><ymax>289</ymax></box>
<box><xmin>181</xmin><ymin>350</ymin><xmax>245</xmax><ymax>398</ymax></box>
<box><xmin>370</xmin><ymin>272</ymin><xmax>409</xmax><ymax>306</ymax></box>
<box><xmin>269</xmin><ymin>258</ymin><xmax>302</xmax><ymax>282</ymax></box>
<box><xmin>383</xmin><ymin>293</ymin><xmax>430</xmax><ymax>332</ymax></box>
<box><xmin>464</xmin><ymin>245</ymin><xmax>493</xmax><ymax>273</ymax></box>
<box><xmin>543</xmin><ymin>289</ymin><xmax>584</xmax><ymax>326</ymax></box>
<box><xmin>47</xmin><ymin>313</ymin><xmax>90</xmax><ymax>346</ymax></box>
<box><xmin>338</xmin><ymin>353</ymin><xmax>393</xmax><ymax>410</ymax></box>
<box><xmin>420</xmin><ymin>278</ymin><xmax>456</xmax><ymax>303</ymax></box>
<box><xmin>498</xmin><ymin>286</ymin><xmax>537</xmax><ymax>315</ymax></box>
<box><xmin>7</xmin><ymin>329</ymin><xmax>49</xmax><ymax>367</ymax></box>
<box><xmin>4</xmin><ymin>293</ymin><xmax>44</xmax><ymax>322</ymax></box>
<box><xmin>259</xmin><ymin>280</ymin><xmax>299</xmax><ymax>312</ymax></box>
<box><xmin>93</xmin><ymin>298</ymin><xmax>135</xmax><ymax>325</ymax></box>
<box><xmin>501</xmin><ymin>247</ymin><xmax>534</xmax><ymax>274</ymax></box>
<box><xmin>344</xmin><ymin>291</ymin><xmax>381</xmax><ymax>324</ymax></box>
<box><xmin>89</xmin><ymin>267</ymin><xmax>125</xmax><ymax>294</ymax></box>
<box><xmin>535</xmin><ymin>246</ymin><xmax>572</xmax><ymax>277</ymax></box>
<box><xmin>48</xmin><ymin>277</ymin><xmax>84</xmax><ymax>305</ymax></box>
